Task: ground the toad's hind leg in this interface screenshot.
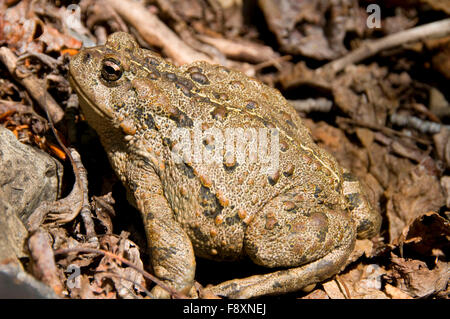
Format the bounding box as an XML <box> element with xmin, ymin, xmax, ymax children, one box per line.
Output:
<box><xmin>203</xmin><ymin>195</ymin><xmax>356</xmax><ymax>298</ymax></box>
<box><xmin>203</xmin><ymin>230</ymin><xmax>355</xmax><ymax>298</ymax></box>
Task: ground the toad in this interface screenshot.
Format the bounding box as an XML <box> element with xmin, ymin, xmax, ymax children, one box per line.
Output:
<box><xmin>69</xmin><ymin>32</ymin><xmax>381</xmax><ymax>298</ymax></box>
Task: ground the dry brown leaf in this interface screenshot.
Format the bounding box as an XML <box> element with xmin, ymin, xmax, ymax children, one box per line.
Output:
<box><xmin>388</xmin><ymin>254</ymin><xmax>449</xmax><ymax>298</ymax></box>
<box><xmin>259</xmin><ymin>0</ymin><xmax>365</xmax><ymax>60</ymax></box>
<box><xmin>386</xmin><ymin>165</ymin><xmax>445</xmax><ymax>242</ymax></box>
<box><xmin>322</xmin><ymin>264</ymin><xmax>389</xmax><ymax>299</ymax></box>
<box><xmin>398</xmin><ymin>211</ymin><xmax>450</xmax><ymax>259</ymax></box>
<box><xmin>94</xmin><ymin>233</ymin><xmax>146</xmax><ymax>299</ymax></box>
<box><xmin>332</xmin><ymin>65</ymin><xmax>400</xmax><ymax>126</ymax></box>
<box><xmin>384</xmin><ymin>283</ymin><xmax>413</xmax><ymax>299</ymax></box>
<box><xmin>301</xmin><ymin>289</ymin><xmax>330</xmax><ymax>299</ymax></box>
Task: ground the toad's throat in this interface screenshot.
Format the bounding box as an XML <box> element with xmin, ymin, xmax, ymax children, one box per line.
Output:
<box><xmin>69</xmin><ymin>74</ymin><xmax>113</xmax><ymax>120</ymax></box>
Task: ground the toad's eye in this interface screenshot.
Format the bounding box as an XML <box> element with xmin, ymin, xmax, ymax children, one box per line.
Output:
<box><xmin>101</xmin><ymin>58</ymin><xmax>122</xmax><ymax>81</ymax></box>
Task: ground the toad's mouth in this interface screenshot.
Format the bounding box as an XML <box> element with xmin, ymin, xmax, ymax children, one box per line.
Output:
<box><xmin>68</xmin><ymin>73</ymin><xmax>113</xmax><ymax>120</ymax></box>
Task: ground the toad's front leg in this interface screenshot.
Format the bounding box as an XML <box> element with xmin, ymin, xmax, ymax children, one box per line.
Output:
<box><xmin>130</xmin><ymin>166</ymin><xmax>196</xmax><ymax>298</ymax></box>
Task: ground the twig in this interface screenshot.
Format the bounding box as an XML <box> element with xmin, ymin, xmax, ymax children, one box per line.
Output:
<box><xmin>289</xmin><ymin>98</ymin><xmax>333</xmax><ymax>113</ymax></box>
<box><xmin>26</xmin><ymin>148</ymin><xmax>86</xmax><ymax>231</ymax></box>
<box><xmin>322</xmin><ymin>18</ymin><xmax>450</xmax><ymax>74</ymax></box>
<box><xmin>390</xmin><ymin>113</ymin><xmax>450</xmax><ymax>134</ymax></box>
<box><xmin>96</xmin><ymin>272</ymin><xmax>152</xmax><ymax>298</ymax></box>
<box><xmin>71</xmin><ymin>149</ymin><xmax>97</xmax><ymax>243</ymax></box>
<box><xmin>54</xmin><ymin>247</ymin><xmax>188</xmax><ymax>299</ymax></box>
<box><xmin>0</xmin><ymin>47</ymin><xmax>65</xmax><ymax>123</ymax></box>
<box><xmin>28</xmin><ymin>228</ymin><xmax>64</xmax><ymax>296</ymax></box>
<box><xmin>197</xmin><ymin>34</ymin><xmax>279</xmax><ymax>63</ymax></box>
<box><xmin>336</xmin><ymin>117</ymin><xmax>431</xmax><ymax>145</ymax></box>
<box><xmin>105</xmin><ymin>0</ymin><xmax>214</xmax><ymax>65</ymax></box>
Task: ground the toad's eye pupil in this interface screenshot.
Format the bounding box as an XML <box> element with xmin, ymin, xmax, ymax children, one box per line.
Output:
<box><xmin>101</xmin><ymin>59</ymin><xmax>122</xmax><ymax>81</ymax></box>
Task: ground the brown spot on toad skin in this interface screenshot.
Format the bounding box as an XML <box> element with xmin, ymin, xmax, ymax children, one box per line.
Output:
<box><xmin>211</xmin><ymin>105</ymin><xmax>228</xmax><ymax>121</ymax></box>
<box><xmin>199</xmin><ymin>174</ymin><xmax>212</xmax><ymax>188</ymax></box>
<box><xmin>303</xmin><ymin>154</ymin><xmax>312</xmax><ymax>164</ymax></box>
<box><xmin>223</xmin><ymin>152</ymin><xmax>237</xmax><ymax>170</ymax></box>
<box><xmin>246</xmin><ymin>100</ymin><xmax>257</xmax><ymax>110</ymax></box>
<box><xmin>119</xmin><ymin>119</ymin><xmax>137</xmax><ymax>135</ymax></box>
<box><xmin>216</xmin><ymin>190</ymin><xmax>230</xmax><ymax>207</ymax></box>
<box><xmin>203</xmin><ymin>134</ymin><xmax>215</xmax><ymax>147</ymax></box>
<box><xmin>284</xmin><ymin>163</ymin><xmax>295</xmax><ymax>177</ymax></box>
<box><xmin>238</xmin><ymin>209</ymin><xmax>247</xmax><ymax>220</ymax></box>
<box><xmin>163</xmin><ymin>71</ymin><xmax>177</xmax><ymax>82</ymax></box>
<box><xmin>286</xmin><ymin>119</ymin><xmax>297</xmax><ymax>129</ymax></box>
<box><xmin>190</xmin><ymin>72</ymin><xmax>209</xmax><ymax>85</ymax></box>
<box><xmin>177</xmin><ymin>82</ymin><xmax>192</xmax><ymax>97</ymax></box>
<box><xmin>215</xmin><ymin>215</ymin><xmax>224</xmax><ymax>225</ymax></box>
<box><xmin>243</xmin><ymin>214</ymin><xmax>254</xmax><ymax>225</ymax></box>
<box><xmin>167</xmin><ymin>106</ymin><xmax>194</xmax><ymax>128</ymax></box>
<box><xmin>179</xmin><ymin>185</ymin><xmax>188</xmax><ymax>197</ymax></box>
<box><xmin>268</xmin><ymin>170</ymin><xmax>280</xmax><ymax>186</ymax></box>
<box><xmin>148</xmin><ymin>72</ymin><xmax>159</xmax><ymax>80</ymax></box>
<box><xmin>345</xmin><ymin>193</ymin><xmax>363</xmax><ymax>211</ymax></box>
<box><xmin>230</xmin><ymin>80</ymin><xmax>244</xmax><ymax>90</ymax></box>
<box><xmin>280</xmin><ymin>140</ymin><xmax>289</xmax><ymax>152</ymax></box>
<box><xmin>210</xmin><ymin>229</ymin><xmax>218</xmax><ymax>237</ymax></box>
<box><xmin>283</xmin><ymin>201</ymin><xmax>296</xmax><ymax>211</ymax></box>
<box><xmin>218</xmin><ymin>93</ymin><xmax>229</xmax><ymax>101</ymax></box>
<box><xmin>201</xmin><ymin>122</ymin><xmax>212</xmax><ymax>130</ymax></box>
<box><xmin>265</xmin><ymin>212</ymin><xmax>278</xmax><ymax>230</ymax></box>
<box><xmin>293</xmin><ymin>240</ymin><xmax>306</xmax><ymax>256</ymax></box>
<box><xmin>145</xmin><ymin>56</ymin><xmax>160</xmax><ymax>66</ymax></box>
<box><xmin>310</xmin><ymin>212</ymin><xmax>329</xmax><ymax>242</ymax></box>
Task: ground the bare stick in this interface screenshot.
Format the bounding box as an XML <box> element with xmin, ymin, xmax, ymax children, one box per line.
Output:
<box><xmin>197</xmin><ymin>34</ymin><xmax>279</xmax><ymax>63</ymax></box>
<box><xmin>0</xmin><ymin>47</ymin><xmax>65</xmax><ymax>123</ymax></box>
<box><xmin>323</xmin><ymin>18</ymin><xmax>450</xmax><ymax>74</ymax></box>
<box><xmin>105</xmin><ymin>0</ymin><xmax>214</xmax><ymax>65</ymax></box>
